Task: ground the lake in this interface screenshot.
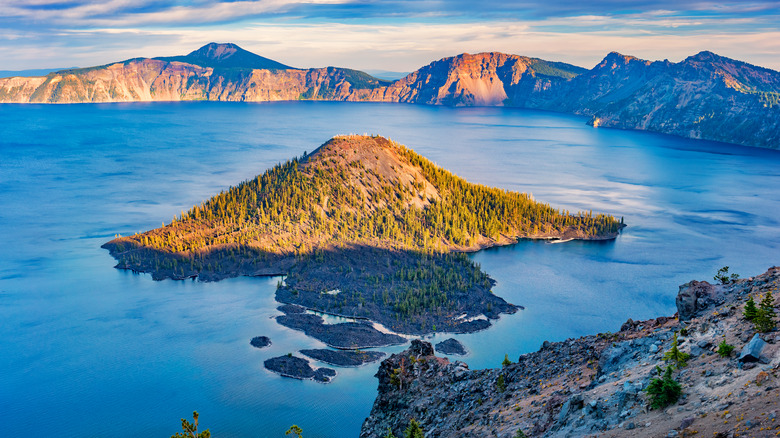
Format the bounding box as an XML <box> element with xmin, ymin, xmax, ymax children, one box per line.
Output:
<box><xmin>1</xmin><ymin>101</ymin><xmax>778</xmax><ymax>438</ymax></box>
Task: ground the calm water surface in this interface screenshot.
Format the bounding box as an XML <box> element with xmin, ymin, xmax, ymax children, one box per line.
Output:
<box><xmin>1</xmin><ymin>102</ymin><xmax>778</xmax><ymax>437</ymax></box>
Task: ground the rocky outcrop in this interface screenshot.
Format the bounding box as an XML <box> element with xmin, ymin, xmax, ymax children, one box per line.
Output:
<box><xmin>361</xmin><ymin>267</ymin><xmax>780</xmax><ymax>438</ymax></box>
<box><xmin>675</xmin><ymin>280</ymin><xmax>718</xmax><ymax>321</ymax></box>
<box><xmin>434</xmin><ymin>338</ymin><xmax>468</xmax><ymax>355</ymax></box>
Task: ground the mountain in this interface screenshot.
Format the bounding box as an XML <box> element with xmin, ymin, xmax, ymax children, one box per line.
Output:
<box><xmin>155</xmin><ymin>42</ymin><xmax>293</xmax><ymax>70</ymax></box>
<box><xmin>0</xmin><ymin>43</ymin><xmax>388</xmax><ymax>103</ymax></box>
<box><xmin>361</xmin><ymin>267</ymin><xmax>780</xmax><ymax>437</ymax></box>
<box><xmin>543</xmin><ymin>51</ymin><xmax>780</xmax><ymax>149</ymax></box>
<box><xmin>366</xmin><ymin>52</ymin><xmax>586</xmax><ymax>106</ymax></box>
<box><xmin>1</xmin><ymin>44</ymin><xmax>778</xmax><ymax>149</ymax></box>
<box><xmin>102</xmin><ymin>135</ymin><xmax>622</xmax><ymax>334</ymax></box>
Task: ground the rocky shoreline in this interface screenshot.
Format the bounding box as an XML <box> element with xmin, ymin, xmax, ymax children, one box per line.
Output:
<box><xmin>300</xmin><ymin>349</ymin><xmax>386</xmax><ymax>367</ymax></box>
<box><xmin>360</xmin><ymin>267</ymin><xmax>780</xmax><ymax>437</ymax></box>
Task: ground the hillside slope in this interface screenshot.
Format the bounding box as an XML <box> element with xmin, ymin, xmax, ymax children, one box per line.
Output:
<box><xmin>361</xmin><ymin>267</ymin><xmax>780</xmax><ymax>437</ymax></box>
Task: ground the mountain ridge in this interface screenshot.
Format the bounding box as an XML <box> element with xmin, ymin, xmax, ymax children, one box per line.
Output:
<box><xmin>1</xmin><ymin>43</ymin><xmax>778</xmax><ymax>149</ymax></box>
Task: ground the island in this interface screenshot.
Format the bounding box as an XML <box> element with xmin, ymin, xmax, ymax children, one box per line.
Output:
<box><xmin>249</xmin><ymin>336</ymin><xmax>271</xmax><ymax>348</ymax></box>
<box><xmin>263</xmin><ymin>355</ymin><xmax>337</xmax><ymax>383</ymax></box>
<box><xmin>102</xmin><ymin>135</ymin><xmax>624</xmax><ymax>336</ymax></box>
<box><xmin>434</xmin><ymin>338</ymin><xmax>467</xmax><ymax>356</ymax></box>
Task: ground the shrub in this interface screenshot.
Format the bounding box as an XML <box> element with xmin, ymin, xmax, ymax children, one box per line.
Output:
<box><xmin>285</xmin><ymin>425</ymin><xmax>303</xmax><ymax>438</ymax></box>
<box><xmin>502</xmin><ymin>354</ymin><xmax>511</xmax><ymax>367</ymax></box>
<box><xmin>717</xmin><ymin>339</ymin><xmax>735</xmax><ymax>357</ymax></box>
<box><xmin>645</xmin><ymin>366</ymin><xmax>682</xmax><ymax>409</ymax></box>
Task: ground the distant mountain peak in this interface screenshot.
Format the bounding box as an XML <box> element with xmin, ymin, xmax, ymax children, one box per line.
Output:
<box><xmin>188</xmin><ymin>42</ymin><xmax>240</xmax><ymax>60</ymax></box>
<box><xmin>600</xmin><ymin>51</ymin><xmax>646</xmax><ymax>66</ymax></box>
<box><xmin>159</xmin><ymin>42</ymin><xmax>293</xmax><ymax>70</ymax></box>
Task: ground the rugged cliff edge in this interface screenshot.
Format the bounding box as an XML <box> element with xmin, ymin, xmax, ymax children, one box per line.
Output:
<box><xmin>2</xmin><ymin>43</ymin><xmax>778</xmax><ymax>150</ymax></box>
<box><xmin>361</xmin><ymin>267</ymin><xmax>780</xmax><ymax>437</ymax></box>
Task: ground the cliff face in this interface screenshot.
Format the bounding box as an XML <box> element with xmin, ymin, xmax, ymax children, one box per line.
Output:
<box><xmin>0</xmin><ymin>59</ymin><xmax>383</xmax><ymax>103</ymax></box>
<box><xmin>2</xmin><ymin>43</ymin><xmax>779</xmax><ymax>149</ymax></box>
<box><xmin>557</xmin><ymin>51</ymin><xmax>780</xmax><ymax>149</ymax></box>
<box><xmin>366</xmin><ymin>52</ymin><xmax>584</xmax><ymax>106</ymax></box>
<box><xmin>361</xmin><ymin>268</ymin><xmax>780</xmax><ymax>438</ymax></box>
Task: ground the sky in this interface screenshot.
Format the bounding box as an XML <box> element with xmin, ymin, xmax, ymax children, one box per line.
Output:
<box><xmin>1</xmin><ymin>1</ymin><xmax>779</xmax><ymax>72</ymax></box>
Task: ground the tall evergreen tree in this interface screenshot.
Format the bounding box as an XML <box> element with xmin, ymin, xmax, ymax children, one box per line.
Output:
<box><xmin>743</xmin><ymin>295</ymin><xmax>758</xmax><ymax>321</ymax></box>
<box><xmin>754</xmin><ymin>291</ymin><xmax>776</xmax><ymax>333</ymax></box>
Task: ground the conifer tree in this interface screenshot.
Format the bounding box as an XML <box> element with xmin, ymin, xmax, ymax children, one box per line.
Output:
<box><xmin>754</xmin><ymin>291</ymin><xmax>776</xmax><ymax>333</ymax></box>
<box><xmin>171</xmin><ymin>411</ymin><xmax>210</xmax><ymax>438</ymax></box>
<box><xmin>645</xmin><ymin>366</ymin><xmax>682</xmax><ymax>409</ymax></box>
<box><xmin>663</xmin><ymin>333</ymin><xmax>690</xmax><ymax>368</ymax></box>
<box><xmin>743</xmin><ymin>295</ymin><xmax>758</xmax><ymax>321</ymax></box>
<box><xmin>502</xmin><ymin>354</ymin><xmax>511</xmax><ymax>367</ymax></box>
<box><xmin>404</xmin><ymin>419</ymin><xmax>424</xmax><ymax>438</ymax></box>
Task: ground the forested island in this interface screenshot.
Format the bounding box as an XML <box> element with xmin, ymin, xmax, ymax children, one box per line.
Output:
<box><xmin>103</xmin><ymin>135</ymin><xmax>623</xmax><ymax>334</ymax></box>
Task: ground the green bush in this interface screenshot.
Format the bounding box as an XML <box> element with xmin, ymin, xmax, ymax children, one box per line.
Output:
<box><xmin>717</xmin><ymin>339</ymin><xmax>735</xmax><ymax>357</ymax></box>
<box><xmin>645</xmin><ymin>366</ymin><xmax>682</xmax><ymax>409</ymax></box>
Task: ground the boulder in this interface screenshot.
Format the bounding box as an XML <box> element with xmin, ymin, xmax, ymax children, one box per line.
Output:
<box><xmin>410</xmin><ymin>339</ymin><xmax>435</xmax><ymax>356</ymax></box>
<box><xmin>435</xmin><ymin>338</ymin><xmax>468</xmax><ymax>356</ymax></box>
<box><xmin>739</xmin><ymin>334</ymin><xmax>766</xmax><ymax>363</ymax></box>
<box><xmin>676</xmin><ymin>280</ymin><xmax>715</xmax><ymax>321</ymax></box>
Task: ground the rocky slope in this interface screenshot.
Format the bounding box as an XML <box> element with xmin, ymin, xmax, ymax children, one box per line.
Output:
<box><xmin>547</xmin><ymin>51</ymin><xmax>780</xmax><ymax>149</ymax></box>
<box><xmin>361</xmin><ymin>267</ymin><xmax>780</xmax><ymax>437</ymax></box>
<box><xmin>4</xmin><ymin>43</ymin><xmax>778</xmax><ymax>149</ymax></box>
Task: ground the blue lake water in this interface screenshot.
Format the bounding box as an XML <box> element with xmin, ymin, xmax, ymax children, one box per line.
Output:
<box><xmin>1</xmin><ymin>101</ymin><xmax>779</xmax><ymax>437</ymax></box>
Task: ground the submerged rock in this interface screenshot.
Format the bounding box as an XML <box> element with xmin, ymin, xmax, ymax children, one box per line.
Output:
<box><xmin>434</xmin><ymin>338</ymin><xmax>468</xmax><ymax>356</ymax></box>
